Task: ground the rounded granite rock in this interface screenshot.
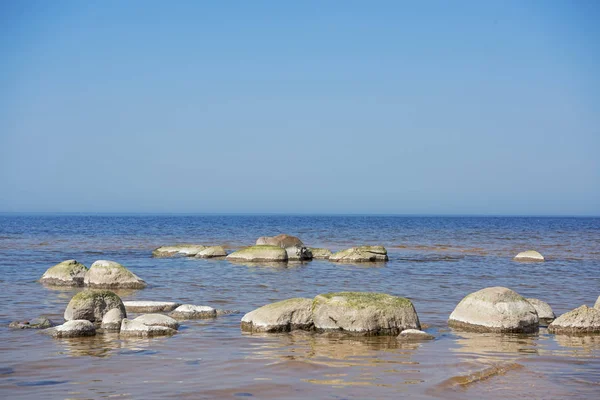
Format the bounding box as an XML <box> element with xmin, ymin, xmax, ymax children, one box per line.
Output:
<box><xmin>448</xmin><ymin>287</ymin><xmax>539</xmax><ymax>333</ymax></box>
<box><xmin>39</xmin><ymin>260</ymin><xmax>88</xmax><ymax>287</ymax></box>
<box><xmin>548</xmin><ymin>305</ymin><xmax>600</xmax><ymax>334</ymax></box>
<box><xmin>123</xmin><ymin>301</ymin><xmax>182</xmax><ymax>313</ymax></box>
<box><xmin>256</xmin><ymin>234</ymin><xmax>304</xmax><ymax>248</ymax></box>
<box><xmin>526</xmin><ymin>298</ymin><xmax>556</xmax><ymax>324</ymax></box>
<box><xmin>101</xmin><ymin>308</ymin><xmax>125</xmax><ymax>331</ymax></box>
<box><xmin>169</xmin><ymin>304</ymin><xmax>217</xmax><ymax>320</ymax></box>
<box><xmin>329</xmin><ymin>246</ymin><xmax>389</xmax><ymax>263</ymax></box>
<box><xmin>64</xmin><ymin>290</ymin><xmax>127</xmax><ymax>323</ymax></box>
<box><xmin>226</xmin><ymin>245</ymin><xmax>288</xmax><ymax>262</ymax></box>
<box><xmin>513</xmin><ymin>250</ymin><xmax>545</xmax><ymax>262</ymax></box>
<box><xmin>241</xmin><ymin>298</ymin><xmax>314</xmax><ymax>333</ymax></box>
<box><xmin>312</xmin><ymin>292</ymin><xmax>420</xmax><ymax>336</ymax></box>
<box><xmin>52</xmin><ymin>320</ymin><xmax>96</xmax><ymax>338</ymax></box>
<box><xmin>195</xmin><ymin>246</ymin><xmax>227</xmax><ymax>258</ymax></box>
<box><xmin>133</xmin><ymin>314</ymin><xmax>180</xmax><ymax>330</ymax></box>
<box><xmin>84</xmin><ymin>260</ymin><xmax>146</xmax><ymax>289</ymax></box>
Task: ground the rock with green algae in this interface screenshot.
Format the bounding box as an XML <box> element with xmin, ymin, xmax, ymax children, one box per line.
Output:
<box><xmin>329</xmin><ymin>246</ymin><xmax>389</xmax><ymax>263</ymax></box>
<box><xmin>449</xmin><ymin>287</ymin><xmax>539</xmax><ymax>333</ymax></box>
<box><xmin>308</xmin><ymin>248</ymin><xmax>333</xmax><ymax>259</ymax></box>
<box><xmin>548</xmin><ymin>305</ymin><xmax>600</xmax><ymax>334</ymax></box>
<box><xmin>195</xmin><ymin>246</ymin><xmax>227</xmax><ymax>258</ymax></box>
<box><xmin>312</xmin><ymin>292</ymin><xmax>420</xmax><ymax>336</ymax></box>
<box><xmin>64</xmin><ymin>290</ymin><xmax>127</xmax><ymax>323</ymax></box>
<box><xmin>226</xmin><ymin>245</ymin><xmax>288</xmax><ymax>262</ymax></box>
<box><xmin>152</xmin><ymin>244</ymin><xmax>207</xmax><ymax>257</ymax></box>
<box><xmin>39</xmin><ymin>260</ymin><xmax>88</xmax><ymax>286</ymax></box>
<box><xmin>241</xmin><ymin>298</ymin><xmax>314</xmax><ymax>333</ymax></box>
<box><xmin>84</xmin><ymin>260</ymin><xmax>146</xmax><ymax>289</ymax></box>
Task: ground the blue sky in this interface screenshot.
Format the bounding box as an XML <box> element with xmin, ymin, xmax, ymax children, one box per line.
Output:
<box><xmin>1</xmin><ymin>1</ymin><xmax>599</xmax><ymax>215</ymax></box>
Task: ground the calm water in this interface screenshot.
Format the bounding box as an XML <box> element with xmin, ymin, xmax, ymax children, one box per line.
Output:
<box><xmin>0</xmin><ymin>215</ymin><xmax>599</xmax><ymax>399</ymax></box>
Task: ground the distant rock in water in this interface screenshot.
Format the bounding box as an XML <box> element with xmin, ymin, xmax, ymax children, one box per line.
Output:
<box><xmin>548</xmin><ymin>305</ymin><xmax>600</xmax><ymax>334</ymax></box>
<box><xmin>84</xmin><ymin>260</ymin><xmax>146</xmax><ymax>289</ymax></box>
<box><xmin>308</xmin><ymin>248</ymin><xmax>332</xmax><ymax>259</ymax></box>
<box><xmin>153</xmin><ymin>244</ymin><xmax>207</xmax><ymax>257</ymax></box>
<box><xmin>9</xmin><ymin>317</ymin><xmax>55</xmax><ymax>330</ymax></box>
<box><xmin>101</xmin><ymin>308</ymin><xmax>125</xmax><ymax>331</ymax></box>
<box><xmin>51</xmin><ymin>320</ymin><xmax>96</xmax><ymax>338</ymax></box>
<box><xmin>256</xmin><ymin>234</ymin><xmax>304</xmax><ymax>248</ymax></box>
<box><xmin>120</xmin><ymin>318</ymin><xmax>176</xmax><ymax>338</ymax></box>
<box><xmin>169</xmin><ymin>304</ymin><xmax>217</xmax><ymax>320</ymax></box>
<box><xmin>513</xmin><ymin>250</ymin><xmax>545</xmax><ymax>262</ymax></box>
<box><xmin>241</xmin><ymin>298</ymin><xmax>314</xmax><ymax>333</ymax></box>
<box><xmin>195</xmin><ymin>246</ymin><xmax>227</xmax><ymax>258</ymax></box>
<box><xmin>39</xmin><ymin>260</ymin><xmax>88</xmax><ymax>286</ymax></box>
<box><xmin>329</xmin><ymin>246</ymin><xmax>389</xmax><ymax>262</ymax></box>
<box><xmin>123</xmin><ymin>301</ymin><xmax>181</xmax><ymax>313</ymax></box>
<box><xmin>226</xmin><ymin>245</ymin><xmax>288</xmax><ymax>262</ymax></box>
<box><xmin>64</xmin><ymin>290</ymin><xmax>126</xmax><ymax>323</ymax></box>
<box><xmin>397</xmin><ymin>329</ymin><xmax>435</xmax><ymax>341</ymax></box>
<box><xmin>526</xmin><ymin>298</ymin><xmax>556</xmax><ymax>324</ymax></box>
<box><xmin>448</xmin><ymin>287</ymin><xmax>539</xmax><ymax>333</ymax></box>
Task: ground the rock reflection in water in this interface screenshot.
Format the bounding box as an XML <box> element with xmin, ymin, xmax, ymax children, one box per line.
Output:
<box><xmin>451</xmin><ymin>330</ymin><xmax>538</xmax><ymax>359</ymax></box>
<box><xmin>54</xmin><ymin>332</ymin><xmax>171</xmax><ymax>358</ymax></box>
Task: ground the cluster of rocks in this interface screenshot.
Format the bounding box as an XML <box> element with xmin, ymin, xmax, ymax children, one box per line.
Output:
<box><xmin>153</xmin><ymin>245</ymin><xmax>227</xmax><ymax>258</ymax></box>
<box><xmin>39</xmin><ymin>260</ymin><xmax>146</xmax><ymax>289</ymax></box>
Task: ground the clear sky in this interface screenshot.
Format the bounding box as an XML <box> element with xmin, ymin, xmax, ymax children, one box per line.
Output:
<box><xmin>1</xmin><ymin>1</ymin><xmax>599</xmax><ymax>215</ymax></box>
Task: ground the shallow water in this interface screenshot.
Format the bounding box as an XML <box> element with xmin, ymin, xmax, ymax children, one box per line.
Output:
<box><xmin>0</xmin><ymin>215</ymin><xmax>599</xmax><ymax>399</ymax></box>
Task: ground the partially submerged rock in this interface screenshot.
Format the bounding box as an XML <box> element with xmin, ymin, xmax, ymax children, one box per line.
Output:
<box><xmin>256</xmin><ymin>234</ymin><xmax>304</xmax><ymax>248</ymax></box>
<box><xmin>133</xmin><ymin>314</ymin><xmax>180</xmax><ymax>330</ymax></box>
<box><xmin>309</xmin><ymin>248</ymin><xmax>332</xmax><ymax>259</ymax></box>
<box><xmin>152</xmin><ymin>244</ymin><xmax>207</xmax><ymax>257</ymax></box>
<box><xmin>548</xmin><ymin>305</ymin><xmax>600</xmax><ymax>334</ymax></box>
<box><xmin>120</xmin><ymin>318</ymin><xmax>176</xmax><ymax>337</ymax></box>
<box><xmin>312</xmin><ymin>292</ymin><xmax>420</xmax><ymax>336</ymax></box>
<box><xmin>226</xmin><ymin>245</ymin><xmax>288</xmax><ymax>262</ymax></box>
<box><xmin>39</xmin><ymin>260</ymin><xmax>88</xmax><ymax>286</ymax></box>
<box><xmin>123</xmin><ymin>301</ymin><xmax>181</xmax><ymax>313</ymax></box>
<box><xmin>101</xmin><ymin>308</ymin><xmax>125</xmax><ymax>331</ymax></box>
<box><xmin>526</xmin><ymin>298</ymin><xmax>556</xmax><ymax>324</ymax></box>
<box><xmin>329</xmin><ymin>246</ymin><xmax>389</xmax><ymax>263</ymax></box>
<box><xmin>169</xmin><ymin>304</ymin><xmax>217</xmax><ymax>320</ymax></box>
<box><xmin>285</xmin><ymin>245</ymin><xmax>313</xmax><ymax>261</ymax></box>
<box><xmin>398</xmin><ymin>329</ymin><xmax>435</xmax><ymax>341</ymax></box>
<box><xmin>51</xmin><ymin>320</ymin><xmax>96</xmax><ymax>338</ymax></box>
<box><xmin>448</xmin><ymin>287</ymin><xmax>539</xmax><ymax>333</ymax></box>
<box><xmin>513</xmin><ymin>250</ymin><xmax>545</xmax><ymax>262</ymax></box>
<box><xmin>84</xmin><ymin>260</ymin><xmax>146</xmax><ymax>289</ymax></box>
<box><xmin>9</xmin><ymin>317</ymin><xmax>54</xmax><ymax>330</ymax></box>
<box><xmin>195</xmin><ymin>246</ymin><xmax>227</xmax><ymax>258</ymax></box>
<box><xmin>64</xmin><ymin>290</ymin><xmax>127</xmax><ymax>323</ymax></box>
<box><xmin>241</xmin><ymin>298</ymin><xmax>314</xmax><ymax>333</ymax></box>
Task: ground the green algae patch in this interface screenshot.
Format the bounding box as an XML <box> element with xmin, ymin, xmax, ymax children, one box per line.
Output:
<box><xmin>314</xmin><ymin>292</ymin><xmax>412</xmax><ymax>310</ymax></box>
<box><xmin>39</xmin><ymin>260</ymin><xmax>88</xmax><ymax>286</ymax></box>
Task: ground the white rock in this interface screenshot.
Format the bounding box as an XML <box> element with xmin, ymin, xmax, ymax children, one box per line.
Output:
<box><xmin>514</xmin><ymin>250</ymin><xmax>544</xmax><ymax>262</ymax></box>
<box><xmin>120</xmin><ymin>318</ymin><xmax>176</xmax><ymax>337</ymax></box>
<box><xmin>52</xmin><ymin>320</ymin><xmax>96</xmax><ymax>338</ymax></box>
<box><xmin>241</xmin><ymin>298</ymin><xmax>314</xmax><ymax>333</ymax></box>
<box><xmin>133</xmin><ymin>314</ymin><xmax>179</xmax><ymax>330</ymax></box>
<box><xmin>398</xmin><ymin>329</ymin><xmax>435</xmax><ymax>341</ymax></box>
<box><xmin>101</xmin><ymin>308</ymin><xmax>125</xmax><ymax>331</ymax></box>
<box><xmin>169</xmin><ymin>304</ymin><xmax>217</xmax><ymax>320</ymax></box>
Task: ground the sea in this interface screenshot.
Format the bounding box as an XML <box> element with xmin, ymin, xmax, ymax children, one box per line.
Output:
<box><xmin>0</xmin><ymin>214</ymin><xmax>599</xmax><ymax>399</ymax></box>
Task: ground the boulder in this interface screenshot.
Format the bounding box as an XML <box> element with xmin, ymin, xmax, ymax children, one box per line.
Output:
<box><xmin>64</xmin><ymin>290</ymin><xmax>126</xmax><ymax>323</ymax></box>
<box><xmin>285</xmin><ymin>245</ymin><xmax>313</xmax><ymax>261</ymax></box>
<box><xmin>329</xmin><ymin>246</ymin><xmax>389</xmax><ymax>262</ymax></box>
<box><xmin>526</xmin><ymin>298</ymin><xmax>556</xmax><ymax>324</ymax></box>
<box><xmin>548</xmin><ymin>305</ymin><xmax>600</xmax><ymax>334</ymax></box>
<box><xmin>226</xmin><ymin>245</ymin><xmax>288</xmax><ymax>262</ymax></box>
<box><xmin>9</xmin><ymin>317</ymin><xmax>54</xmax><ymax>330</ymax></box>
<box><xmin>309</xmin><ymin>248</ymin><xmax>333</xmax><ymax>259</ymax></box>
<box><xmin>241</xmin><ymin>298</ymin><xmax>314</xmax><ymax>333</ymax></box>
<box><xmin>120</xmin><ymin>318</ymin><xmax>176</xmax><ymax>338</ymax></box>
<box><xmin>513</xmin><ymin>250</ymin><xmax>544</xmax><ymax>262</ymax></box>
<box><xmin>312</xmin><ymin>292</ymin><xmax>420</xmax><ymax>336</ymax></box>
<box><xmin>51</xmin><ymin>320</ymin><xmax>96</xmax><ymax>338</ymax></box>
<box><xmin>84</xmin><ymin>260</ymin><xmax>146</xmax><ymax>289</ymax></box>
<box><xmin>101</xmin><ymin>308</ymin><xmax>125</xmax><ymax>331</ymax></box>
<box><xmin>39</xmin><ymin>260</ymin><xmax>88</xmax><ymax>286</ymax></box>
<box><xmin>595</xmin><ymin>296</ymin><xmax>600</xmax><ymax>310</ymax></box>
<box><xmin>169</xmin><ymin>304</ymin><xmax>217</xmax><ymax>320</ymax></box>
<box><xmin>133</xmin><ymin>314</ymin><xmax>180</xmax><ymax>330</ymax></box>
<box><xmin>152</xmin><ymin>244</ymin><xmax>207</xmax><ymax>257</ymax></box>
<box><xmin>397</xmin><ymin>329</ymin><xmax>435</xmax><ymax>341</ymax></box>
<box><xmin>123</xmin><ymin>301</ymin><xmax>181</xmax><ymax>313</ymax></box>
<box><xmin>256</xmin><ymin>234</ymin><xmax>303</xmax><ymax>248</ymax></box>
<box><xmin>448</xmin><ymin>287</ymin><xmax>539</xmax><ymax>333</ymax></box>
<box><xmin>195</xmin><ymin>246</ymin><xmax>227</xmax><ymax>258</ymax></box>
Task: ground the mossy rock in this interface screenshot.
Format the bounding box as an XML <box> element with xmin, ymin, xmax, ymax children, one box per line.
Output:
<box><xmin>84</xmin><ymin>260</ymin><xmax>146</xmax><ymax>289</ymax></box>
<box><xmin>309</xmin><ymin>248</ymin><xmax>333</xmax><ymax>259</ymax></box>
<box><xmin>152</xmin><ymin>244</ymin><xmax>207</xmax><ymax>257</ymax></box>
<box><xmin>226</xmin><ymin>245</ymin><xmax>288</xmax><ymax>262</ymax></box>
<box><xmin>64</xmin><ymin>290</ymin><xmax>126</xmax><ymax>323</ymax></box>
<box><xmin>312</xmin><ymin>292</ymin><xmax>420</xmax><ymax>336</ymax></box>
<box><xmin>548</xmin><ymin>305</ymin><xmax>600</xmax><ymax>335</ymax></box>
<box><xmin>329</xmin><ymin>246</ymin><xmax>388</xmax><ymax>263</ymax></box>
<box><xmin>241</xmin><ymin>298</ymin><xmax>314</xmax><ymax>333</ymax></box>
<box><xmin>195</xmin><ymin>246</ymin><xmax>227</xmax><ymax>258</ymax></box>
<box><xmin>39</xmin><ymin>260</ymin><xmax>88</xmax><ymax>286</ymax></box>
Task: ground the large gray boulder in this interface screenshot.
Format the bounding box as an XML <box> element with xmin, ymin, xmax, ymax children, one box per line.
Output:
<box><xmin>123</xmin><ymin>301</ymin><xmax>181</xmax><ymax>313</ymax></box>
<box><xmin>241</xmin><ymin>298</ymin><xmax>314</xmax><ymax>333</ymax></box>
<box><xmin>101</xmin><ymin>308</ymin><xmax>125</xmax><ymax>331</ymax></box>
<box><xmin>152</xmin><ymin>244</ymin><xmax>207</xmax><ymax>257</ymax></box>
<box><xmin>309</xmin><ymin>248</ymin><xmax>332</xmax><ymax>259</ymax></box>
<box><xmin>329</xmin><ymin>246</ymin><xmax>389</xmax><ymax>262</ymax></box>
<box><xmin>64</xmin><ymin>290</ymin><xmax>126</xmax><ymax>323</ymax></box>
<box><xmin>312</xmin><ymin>292</ymin><xmax>420</xmax><ymax>336</ymax></box>
<box><xmin>256</xmin><ymin>234</ymin><xmax>304</xmax><ymax>248</ymax></box>
<box><xmin>133</xmin><ymin>314</ymin><xmax>180</xmax><ymax>330</ymax></box>
<box><xmin>448</xmin><ymin>287</ymin><xmax>539</xmax><ymax>333</ymax></box>
<box><xmin>226</xmin><ymin>245</ymin><xmax>288</xmax><ymax>262</ymax></box>
<box><xmin>39</xmin><ymin>260</ymin><xmax>88</xmax><ymax>286</ymax></box>
<box><xmin>51</xmin><ymin>320</ymin><xmax>96</xmax><ymax>338</ymax></box>
<box><xmin>195</xmin><ymin>246</ymin><xmax>227</xmax><ymax>258</ymax></box>
<box><xmin>513</xmin><ymin>250</ymin><xmax>544</xmax><ymax>262</ymax></box>
<box><xmin>120</xmin><ymin>318</ymin><xmax>176</xmax><ymax>338</ymax></box>
<box><xmin>169</xmin><ymin>304</ymin><xmax>217</xmax><ymax>320</ymax></box>
<box><xmin>526</xmin><ymin>298</ymin><xmax>556</xmax><ymax>324</ymax></box>
<box><xmin>84</xmin><ymin>260</ymin><xmax>146</xmax><ymax>289</ymax></box>
<box><xmin>548</xmin><ymin>305</ymin><xmax>600</xmax><ymax>334</ymax></box>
